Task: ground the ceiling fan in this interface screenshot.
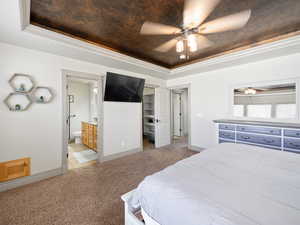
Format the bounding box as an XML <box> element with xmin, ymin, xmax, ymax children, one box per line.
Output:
<box><xmin>140</xmin><ymin>0</ymin><xmax>251</xmax><ymax>59</ymax></box>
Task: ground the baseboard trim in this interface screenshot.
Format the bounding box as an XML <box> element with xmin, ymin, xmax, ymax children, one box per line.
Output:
<box><xmin>0</xmin><ymin>168</ymin><xmax>62</xmax><ymax>192</ymax></box>
<box><xmin>101</xmin><ymin>148</ymin><xmax>142</xmax><ymax>162</ymax></box>
<box><xmin>189</xmin><ymin>145</ymin><xmax>205</xmax><ymax>152</ymax></box>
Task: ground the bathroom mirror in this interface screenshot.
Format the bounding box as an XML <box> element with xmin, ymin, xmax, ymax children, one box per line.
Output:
<box><xmin>233</xmin><ymin>82</ymin><xmax>297</xmax><ymax>119</ymax></box>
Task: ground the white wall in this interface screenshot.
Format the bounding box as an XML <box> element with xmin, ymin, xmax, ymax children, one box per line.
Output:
<box><xmin>68</xmin><ymin>81</ymin><xmax>90</xmax><ymax>139</ymax></box>
<box><xmin>167</xmin><ymin>53</ymin><xmax>300</xmax><ymax>149</ymax></box>
<box><xmin>0</xmin><ymin>42</ymin><xmax>165</xmax><ymax>175</ymax></box>
<box><xmin>103</xmin><ymin>102</ymin><xmax>142</xmax><ymax>156</ymax></box>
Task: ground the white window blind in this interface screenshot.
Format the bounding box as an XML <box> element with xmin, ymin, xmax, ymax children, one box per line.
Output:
<box><xmin>276</xmin><ymin>104</ymin><xmax>296</xmax><ymax>119</ymax></box>
<box><xmin>247</xmin><ymin>105</ymin><xmax>272</xmax><ymax>118</ymax></box>
<box><xmin>233</xmin><ymin>105</ymin><xmax>244</xmax><ymax>117</ymax></box>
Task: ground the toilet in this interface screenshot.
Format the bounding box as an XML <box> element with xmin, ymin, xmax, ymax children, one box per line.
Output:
<box><xmin>73</xmin><ymin>131</ymin><xmax>82</xmax><ymax>144</ymax></box>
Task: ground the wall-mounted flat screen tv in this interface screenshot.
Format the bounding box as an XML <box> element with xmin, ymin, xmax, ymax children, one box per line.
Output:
<box><xmin>104</xmin><ymin>72</ymin><xmax>145</xmax><ymax>102</ymax></box>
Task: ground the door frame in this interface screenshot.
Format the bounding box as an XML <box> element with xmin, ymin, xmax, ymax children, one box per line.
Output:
<box><xmin>61</xmin><ymin>69</ymin><xmax>104</xmax><ymax>173</ymax></box>
<box><xmin>172</xmin><ymin>92</ymin><xmax>183</xmax><ymax>137</ymax></box>
<box><xmin>169</xmin><ymin>84</ymin><xmax>191</xmax><ymax>148</ymax></box>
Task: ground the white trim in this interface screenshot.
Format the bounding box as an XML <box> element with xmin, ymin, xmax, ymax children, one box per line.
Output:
<box><xmin>25</xmin><ymin>24</ymin><xmax>170</xmax><ymax>76</ymax></box>
<box><xmin>61</xmin><ymin>69</ymin><xmax>104</xmax><ymax>173</ymax></box>
<box><xmin>19</xmin><ymin>0</ymin><xmax>300</xmax><ymax>79</ymax></box>
<box><xmin>18</xmin><ymin>0</ymin><xmax>30</xmax><ymax>30</ymax></box>
<box><xmin>170</xmin><ymin>34</ymin><xmax>300</xmax><ymax>76</ymax></box>
<box><xmin>101</xmin><ymin>148</ymin><xmax>142</xmax><ymax>162</ymax></box>
<box><xmin>0</xmin><ymin>168</ymin><xmax>62</xmax><ymax>192</ymax></box>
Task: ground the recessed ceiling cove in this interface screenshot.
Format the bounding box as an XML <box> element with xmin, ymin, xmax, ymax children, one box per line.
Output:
<box><xmin>30</xmin><ymin>0</ymin><xmax>300</xmax><ymax>69</ymax></box>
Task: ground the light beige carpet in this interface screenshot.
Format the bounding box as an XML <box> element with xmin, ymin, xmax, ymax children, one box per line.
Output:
<box><xmin>0</xmin><ymin>145</ymin><xmax>197</xmax><ymax>225</ymax></box>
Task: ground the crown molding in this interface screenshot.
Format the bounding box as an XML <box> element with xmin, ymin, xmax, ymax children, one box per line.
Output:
<box><xmin>170</xmin><ymin>33</ymin><xmax>300</xmax><ymax>76</ymax></box>
<box><xmin>19</xmin><ymin>0</ymin><xmax>300</xmax><ymax>80</ymax></box>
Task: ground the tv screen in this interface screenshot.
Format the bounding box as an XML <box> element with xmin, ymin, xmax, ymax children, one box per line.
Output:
<box><xmin>104</xmin><ymin>72</ymin><xmax>145</xmax><ymax>102</ymax></box>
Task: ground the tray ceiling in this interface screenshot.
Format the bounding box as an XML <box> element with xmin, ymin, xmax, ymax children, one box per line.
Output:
<box><xmin>30</xmin><ymin>0</ymin><xmax>300</xmax><ymax>69</ymax></box>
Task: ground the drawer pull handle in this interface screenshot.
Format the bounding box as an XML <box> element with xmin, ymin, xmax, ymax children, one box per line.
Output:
<box><xmin>263</xmin><ymin>139</ymin><xmax>274</xmax><ymax>143</ymax></box>
<box><xmin>296</xmin><ymin>133</ymin><xmax>300</xmax><ymax>136</ymax></box>
<box><xmin>269</xmin><ymin>130</ymin><xmax>274</xmax><ymax>133</ymax></box>
<box><xmin>289</xmin><ymin>143</ymin><xmax>300</xmax><ymax>148</ymax></box>
<box><xmin>241</xmin><ymin>136</ymin><xmax>250</xmax><ymax>139</ymax></box>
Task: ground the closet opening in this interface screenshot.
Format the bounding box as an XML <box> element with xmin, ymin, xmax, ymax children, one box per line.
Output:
<box><xmin>142</xmin><ymin>87</ymin><xmax>156</xmax><ymax>150</ymax></box>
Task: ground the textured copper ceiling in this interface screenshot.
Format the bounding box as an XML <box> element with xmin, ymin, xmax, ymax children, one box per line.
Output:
<box><xmin>30</xmin><ymin>0</ymin><xmax>300</xmax><ymax>69</ymax></box>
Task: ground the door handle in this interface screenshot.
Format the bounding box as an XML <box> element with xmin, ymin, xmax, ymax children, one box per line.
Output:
<box><xmin>156</xmin><ymin>119</ymin><xmax>160</xmax><ymax>123</ymax></box>
<box><xmin>262</xmin><ymin>139</ymin><xmax>274</xmax><ymax>144</ymax></box>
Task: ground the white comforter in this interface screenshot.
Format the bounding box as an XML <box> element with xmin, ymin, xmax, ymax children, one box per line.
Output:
<box><xmin>130</xmin><ymin>143</ymin><xmax>300</xmax><ymax>225</ymax></box>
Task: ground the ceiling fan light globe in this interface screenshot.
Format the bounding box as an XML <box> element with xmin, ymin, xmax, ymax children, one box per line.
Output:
<box><xmin>187</xmin><ymin>34</ymin><xmax>198</xmax><ymax>51</ymax></box>
<box><xmin>176</xmin><ymin>40</ymin><xmax>184</xmax><ymax>52</ymax></box>
<box><xmin>245</xmin><ymin>88</ymin><xmax>256</xmax><ymax>95</ymax></box>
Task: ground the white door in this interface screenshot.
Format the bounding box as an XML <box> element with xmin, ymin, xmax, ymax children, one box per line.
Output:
<box><xmin>173</xmin><ymin>93</ymin><xmax>182</xmax><ymax>136</ymax></box>
<box><xmin>155</xmin><ymin>88</ymin><xmax>171</xmax><ymax>148</ymax></box>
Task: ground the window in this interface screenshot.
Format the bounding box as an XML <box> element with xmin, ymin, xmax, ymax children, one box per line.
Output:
<box><xmin>247</xmin><ymin>105</ymin><xmax>272</xmax><ymax>118</ymax></box>
<box><xmin>233</xmin><ymin>105</ymin><xmax>244</xmax><ymax>117</ymax></box>
<box><xmin>276</xmin><ymin>104</ymin><xmax>296</xmax><ymax>119</ymax></box>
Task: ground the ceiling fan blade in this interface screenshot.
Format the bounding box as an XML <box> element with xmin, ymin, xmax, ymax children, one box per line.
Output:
<box><xmin>194</xmin><ymin>34</ymin><xmax>213</xmax><ymax>49</ymax></box>
<box><xmin>183</xmin><ymin>0</ymin><xmax>221</xmax><ymax>28</ymax></box>
<box><xmin>140</xmin><ymin>21</ymin><xmax>181</xmax><ymax>35</ymax></box>
<box><xmin>198</xmin><ymin>10</ymin><xmax>251</xmax><ymax>34</ymax></box>
<box><xmin>154</xmin><ymin>39</ymin><xmax>178</xmax><ymax>52</ymax></box>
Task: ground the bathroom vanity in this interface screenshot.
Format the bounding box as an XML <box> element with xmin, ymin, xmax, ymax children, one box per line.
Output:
<box><xmin>81</xmin><ymin>122</ymin><xmax>97</xmax><ymax>151</ymax></box>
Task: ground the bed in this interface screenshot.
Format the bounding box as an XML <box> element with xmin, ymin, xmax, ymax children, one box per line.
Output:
<box><xmin>122</xmin><ymin>143</ymin><xmax>300</xmax><ymax>225</ymax></box>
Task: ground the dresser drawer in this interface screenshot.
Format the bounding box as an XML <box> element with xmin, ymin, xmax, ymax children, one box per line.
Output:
<box><xmin>219</xmin><ymin>139</ymin><xmax>235</xmax><ymax>144</ymax></box>
<box><xmin>284</xmin><ymin>129</ymin><xmax>300</xmax><ymax>138</ymax></box>
<box><xmin>219</xmin><ymin>124</ymin><xmax>235</xmax><ymax>131</ymax></box>
<box><xmin>284</xmin><ymin>149</ymin><xmax>300</xmax><ymax>154</ymax></box>
<box><xmin>284</xmin><ymin>138</ymin><xmax>300</xmax><ymax>150</ymax></box>
<box><xmin>236</xmin><ymin>126</ymin><xmax>281</xmax><ymax>136</ymax></box>
<box><xmin>237</xmin><ymin>133</ymin><xmax>281</xmax><ymax>147</ymax></box>
<box><xmin>219</xmin><ymin>131</ymin><xmax>235</xmax><ymax>140</ymax></box>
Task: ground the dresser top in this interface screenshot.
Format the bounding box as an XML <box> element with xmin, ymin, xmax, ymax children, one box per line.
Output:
<box><xmin>213</xmin><ymin>119</ymin><xmax>300</xmax><ymax>129</ymax></box>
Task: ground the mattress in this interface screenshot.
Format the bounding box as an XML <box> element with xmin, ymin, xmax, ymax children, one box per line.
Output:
<box><xmin>129</xmin><ymin>143</ymin><xmax>300</xmax><ymax>225</ymax></box>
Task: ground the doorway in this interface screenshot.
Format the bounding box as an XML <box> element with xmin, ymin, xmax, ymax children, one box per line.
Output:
<box><xmin>62</xmin><ymin>70</ymin><xmax>103</xmax><ymax>172</ymax></box>
<box><xmin>141</xmin><ymin>86</ymin><xmax>172</xmax><ymax>150</ymax></box>
<box><xmin>171</xmin><ymin>87</ymin><xmax>189</xmax><ymax>147</ymax></box>
<box><xmin>142</xmin><ymin>87</ymin><xmax>156</xmax><ymax>150</ymax></box>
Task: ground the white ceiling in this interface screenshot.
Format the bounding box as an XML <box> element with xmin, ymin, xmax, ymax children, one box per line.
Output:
<box><xmin>1</xmin><ymin>0</ymin><xmax>300</xmax><ymax>80</ymax></box>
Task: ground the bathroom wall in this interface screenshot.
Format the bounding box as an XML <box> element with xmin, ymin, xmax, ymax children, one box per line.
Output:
<box><xmin>89</xmin><ymin>82</ymin><xmax>98</xmax><ymax>121</ymax></box>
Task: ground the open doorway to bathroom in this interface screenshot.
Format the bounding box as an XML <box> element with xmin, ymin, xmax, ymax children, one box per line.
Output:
<box><xmin>171</xmin><ymin>88</ymin><xmax>189</xmax><ymax>148</ymax></box>
<box><xmin>142</xmin><ymin>87</ymin><xmax>156</xmax><ymax>150</ymax></box>
<box><xmin>62</xmin><ymin>71</ymin><xmax>102</xmax><ymax>172</ymax></box>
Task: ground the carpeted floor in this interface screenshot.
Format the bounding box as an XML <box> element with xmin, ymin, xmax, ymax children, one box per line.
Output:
<box><xmin>0</xmin><ymin>144</ymin><xmax>197</xmax><ymax>225</ymax></box>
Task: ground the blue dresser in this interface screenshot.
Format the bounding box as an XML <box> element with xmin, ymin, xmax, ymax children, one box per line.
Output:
<box><xmin>214</xmin><ymin>119</ymin><xmax>300</xmax><ymax>154</ymax></box>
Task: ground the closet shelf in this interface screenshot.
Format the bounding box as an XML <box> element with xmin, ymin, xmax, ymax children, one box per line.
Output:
<box><xmin>145</xmin><ymin>122</ymin><xmax>155</xmax><ymax>127</ymax></box>
<box><xmin>144</xmin><ymin>115</ymin><xmax>154</xmax><ymax>118</ymax></box>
